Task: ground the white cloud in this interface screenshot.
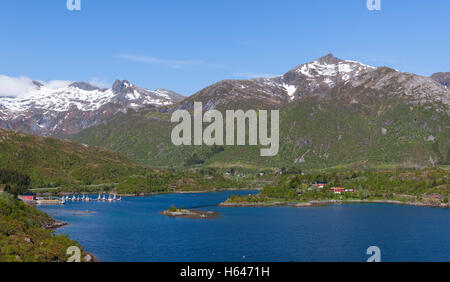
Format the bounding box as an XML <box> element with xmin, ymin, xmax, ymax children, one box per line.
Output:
<box><xmin>46</xmin><ymin>80</ymin><xmax>72</xmax><ymax>89</ymax></box>
<box><xmin>0</xmin><ymin>75</ymin><xmax>37</xmax><ymax>97</ymax></box>
<box><xmin>0</xmin><ymin>75</ymin><xmax>73</xmax><ymax>98</ymax></box>
<box><xmin>117</xmin><ymin>54</ymin><xmax>205</xmax><ymax>69</ymax></box>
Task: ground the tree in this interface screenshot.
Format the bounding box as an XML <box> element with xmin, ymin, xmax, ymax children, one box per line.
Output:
<box><xmin>4</xmin><ymin>185</ymin><xmax>28</xmax><ymax>197</ymax></box>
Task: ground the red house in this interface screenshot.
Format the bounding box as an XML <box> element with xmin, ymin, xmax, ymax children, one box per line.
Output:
<box><xmin>330</xmin><ymin>187</ymin><xmax>346</xmax><ymax>194</ymax></box>
<box><xmin>22</xmin><ymin>194</ymin><xmax>36</xmax><ymax>201</ymax></box>
<box><xmin>316</xmin><ymin>182</ymin><xmax>328</xmax><ymax>188</ymax></box>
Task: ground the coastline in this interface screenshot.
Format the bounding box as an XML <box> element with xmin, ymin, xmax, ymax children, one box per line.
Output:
<box><xmin>40</xmin><ymin>211</ymin><xmax>99</xmax><ymax>262</ymax></box>
<box><xmin>42</xmin><ymin>220</ymin><xmax>68</xmax><ymax>230</ymax></box>
<box><xmin>220</xmin><ymin>199</ymin><xmax>450</xmax><ymax>209</ymax></box>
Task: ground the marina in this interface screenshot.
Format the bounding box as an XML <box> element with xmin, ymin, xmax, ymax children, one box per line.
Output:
<box><xmin>62</xmin><ymin>194</ymin><xmax>122</xmax><ymax>204</ymax></box>
<box><xmin>19</xmin><ymin>193</ymin><xmax>123</xmax><ymax>205</ymax></box>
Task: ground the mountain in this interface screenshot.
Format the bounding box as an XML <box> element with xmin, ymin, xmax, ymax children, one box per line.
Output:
<box><xmin>431</xmin><ymin>72</ymin><xmax>450</xmax><ymax>88</ymax></box>
<box><xmin>72</xmin><ymin>54</ymin><xmax>449</xmax><ymax>170</ymax></box>
<box><xmin>170</xmin><ymin>53</ymin><xmax>377</xmax><ymax>111</ymax></box>
<box><xmin>0</xmin><ymin>80</ymin><xmax>184</xmax><ymax>137</ymax></box>
<box><xmin>0</xmin><ymin>128</ymin><xmax>147</xmax><ymax>187</ymax></box>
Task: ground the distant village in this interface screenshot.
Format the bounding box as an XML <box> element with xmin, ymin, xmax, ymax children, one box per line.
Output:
<box><xmin>223</xmin><ymin>169</ymin><xmax>355</xmax><ymax>196</ymax></box>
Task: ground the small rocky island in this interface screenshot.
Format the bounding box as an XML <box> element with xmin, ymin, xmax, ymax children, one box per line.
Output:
<box><xmin>161</xmin><ymin>206</ymin><xmax>219</xmax><ymax>219</ymax></box>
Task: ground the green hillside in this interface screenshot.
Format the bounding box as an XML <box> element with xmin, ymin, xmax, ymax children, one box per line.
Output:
<box><xmin>0</xmin><ymin>128</ymin><xmax>147</xmax><ymax>188</ymax></box>
<box><xmin>71</xmin><ymin>85</ymin><xmax>449</xmax><ymax>171</ymax></box>
<box><xmin>0</xmin><ymin>192</ymin><xmax>90</xmax><ymax>262</ymax></box>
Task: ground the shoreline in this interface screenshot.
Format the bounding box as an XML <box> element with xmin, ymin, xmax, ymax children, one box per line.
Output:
<box><xmin>220</xmin><ymin>199</ymin><xmax>450</xmax><ymax>209</ymax></box>
<box><xmin>160</xmin><ymin>209</ymin><xmax>219</xmax><ymax>219</ymax></box>
<box><xmin>42</xmin><ymin>220</ymin><xmax>68</xmax><ymax>230</ymax></box>
<box><xmin>39</xmin><ymin>211</ymin><xmax>100</xmax><ymax>262</ymax></box>
<box><xmin>47</xmin><ymin>219</ymin><xmax>99</xmax><ymax>262</ymax></box>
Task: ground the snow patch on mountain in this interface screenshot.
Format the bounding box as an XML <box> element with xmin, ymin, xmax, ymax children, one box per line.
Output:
<box><xmin>0</xmin><ymin>80</ymin><xmax>179</xmax><ymax>115</ymax></box>
<box><xmin>294</xmin><ymin>58</ymin><xmax>376</xmax><ymax>81</ymax></box>
<box><xmin>282</xmin><ymin>83</ymin><xmax>297</xmax><ymax>96</ymax></box>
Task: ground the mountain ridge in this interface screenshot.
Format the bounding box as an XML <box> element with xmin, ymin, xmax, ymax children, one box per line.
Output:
<box><xmin>166</xmin><ymin>54</ymin><xmax>448</xmax><ymax>114</ymax></box>
<box><xmin>0</xmin><ymin>79</ymin><xmax>184</xmax><ymax>136</ymax></box>
<box><xmin>71</xmin><ymin>54</ymin><xmax>449</xmax><ymax>169</ymax></box>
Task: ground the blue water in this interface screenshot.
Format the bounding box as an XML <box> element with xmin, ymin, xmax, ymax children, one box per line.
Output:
<box><xmin>38</xmin><ymin>191</ymin><xmax>450</xmax><ymax>262</ymax></box>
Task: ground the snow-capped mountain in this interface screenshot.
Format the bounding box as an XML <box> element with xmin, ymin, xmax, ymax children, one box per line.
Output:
<box><xmin>281</xmin><ymin>53</ymin><xmax>376</xmax><ymax>98</ymax></box>
<box><xmin>248</xmin><ymin>53</ymin><xmax>378</xmax><ymax>101</ymax></box>
<box><xmin>0</xmin><ymin>79</ymin><xmax>184</xmax><ymax>136</ymax></box>
<box><xmin>175</xmin><ymin>53</ymin><xmax>448</xmax><ymax>112</ymax></box>
<box><xmin>1</xmin><ymin>54</ymin><xmax>448</xmax><ymax>137</ymax></box>
<box><xmin>174</xmin><ymin>54</ymin><xmax>381</xmax><ymax>110</ymax></box>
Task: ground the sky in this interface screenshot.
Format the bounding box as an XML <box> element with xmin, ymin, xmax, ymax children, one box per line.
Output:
<box><xmin>0</xmin><ymin>0</ymin><xmax>449</xmax><ymax>96</ymax></box>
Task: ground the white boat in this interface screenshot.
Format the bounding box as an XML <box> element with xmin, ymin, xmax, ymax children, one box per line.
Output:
<box><xmin>113</xmin><ymin>194</ymin><xmax>117</xmax><ymax>201</ymax></box>
<box><xmin>108</xmin><ymin>194</ymin><xmax>114</xmax><ymax>202</ymax></box>
<box><xmin>97</xmin><ymin>194</ymin><xmax>101</xmax><ymax>201</ymax></box>
<box><xmin>85</xmin><ymin>196</ymin><xmax>90</xmax><ymax>202</ymax></box>
<box><xmin>102</xmin><ymin>195</ymin><xmax>106</xmax><ymax>201</ymax></box>
<box><xmin>117</xmin><ymin>195</ymin><xmax>122</xmax><ymax>201</ymax></box>
<box><xmin>72</xmin><ymin>195</ymin><xmax>77</xmax><ymax>201</ymax></box>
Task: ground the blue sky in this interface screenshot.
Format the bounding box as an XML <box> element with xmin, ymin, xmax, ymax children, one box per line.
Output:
<box><xmin>0</xmin><ymin>0</ymin><xmax>449</xmax><ymax>95</ymax></box>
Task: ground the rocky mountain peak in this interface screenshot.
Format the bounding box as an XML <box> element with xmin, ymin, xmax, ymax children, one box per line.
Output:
<box><xmin>315</xmin><ymin>53</ymin><xmax>342</xmax><ymax>65</ymax></box>
<box><xmin>112</xmin><ymin>80</ymin><xmax>134</xmax><ymax>94</ymax></box>
<box><xmin>431</xmin><ymin>72</ymin><xmax>450</xmax><ymax>88</ymax></box>
<box><xmin>31</xmin><ymin>80</ymin><xmax>44</xmax><ymax>88</ymax></box>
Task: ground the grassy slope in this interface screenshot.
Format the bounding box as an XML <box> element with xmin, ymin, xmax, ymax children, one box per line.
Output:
<box><xmin>0</xmin><ymin>128</ymin><xmax>147</xmax><ymax>187</ymax></box>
